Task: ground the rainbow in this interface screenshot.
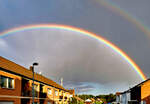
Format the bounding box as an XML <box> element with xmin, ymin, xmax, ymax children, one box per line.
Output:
<box><xmin>0</xmin><ymin>24</ymin><xmax>147</xmax><ymax>80</ymax></box>
<box><xmin>95</xmin><ymin>0</ymin><xmax>150</xmax><ymax>38</ymax></box>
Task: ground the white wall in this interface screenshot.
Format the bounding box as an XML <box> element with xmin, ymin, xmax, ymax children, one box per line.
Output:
<box><xmin>116</xmin><ymin>92</ymin><xmax>130</xmax><ymax>104</ymax></box>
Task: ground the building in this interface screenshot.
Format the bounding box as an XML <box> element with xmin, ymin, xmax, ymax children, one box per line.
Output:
<box><xmin>0</xmin><ymin>56</ymin><xmax>74</xmax><ymax>104</ymax></box>
<box><xmin>116</xmin><ymin>79</ymin><xmax>150</xmax><ymax>104</ymax></box>
<box><xmin>85</xmin><ymin>99</ymin><xmax>92</xmax><ymax>104</ymax></box>
<box><xmin>116</xmin><ymin>91</ymin><xmax>131</xmax><ymax>104</ymax></box>
<box><xmin>129</xmin><ymin>79</ymin><xmax>150</xmax><ymax>104</ymax></box>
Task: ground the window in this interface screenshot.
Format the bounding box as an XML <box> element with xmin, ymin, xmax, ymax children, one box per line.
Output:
<box><xmin>67</xmin><ymin>94</ymin><xmax>69</xmax><ymax>97</ymax></box>
<box><xmin>48</xmin><ymin>88</ymin><xmax>52</xmax><ymax>95</ymax></box>
<box><xmin>1</xmin><ymin>76</ymin><xmax>7</xmax><ymax>88</ymax></box>
<box><xmin>34</xmin><ymin>84</ymin><xmax>38</xmax><ymax>97</ymax></box>
<box><xmin>8</xmin><ymin>78</ymin><xmax>14</xmax><ymax>88</ymax></box>
<box><xmin>0</xmin><ymin>76</ymin><xmax>14</xmax><ymax>89</ymax></box>
<box><xmin>47</xmin><ymin>102</ymin><xmax>52</xmax><ymax>104</ymax></box>
<box><xmin>0</xmin><ymin>102</ymin><xmax>14</xmax><ymax>104</ymax></box>
<box><xmin>54</xmin><ymin>102</ymin><xmax>58</xmax><ymax>104</ymax></box>
<box><xmin>34</xmin><ymin>84</ymin><xmax>38</xmax><ymax>90</ymax></box>
<box><xmin>55</xmin><ymin>90</ymin><xmax>58</xmax><ymax>96</ymax></box>
<box><xmin>141</xmin><ymin>101</ymin><xmax>146</xmax><ymax>104</ymax></box>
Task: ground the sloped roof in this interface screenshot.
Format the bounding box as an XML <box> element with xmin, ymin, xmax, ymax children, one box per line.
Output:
<box><xmin>67</xmin><ymin>89</ymin><xmax>75</xmax><ymax>95</ymax></box>
<box><xmin>118</xmin><ymin>78</ymin><xmax>150</xmax><ymax>94</ymax></box>
<box><xmin>116</xmin><ymin>92</ymin><xmax>122</xmax><ymax>95</ymax></box>
<box><xmin>130</xmin><ymin>78</ymin><xmax>150</xmax><ymax>89</ymax></box>
<box><xmin>0</xmin><ymin>56</ymin><xmax>67</xmax><ymax>91</ymax></box>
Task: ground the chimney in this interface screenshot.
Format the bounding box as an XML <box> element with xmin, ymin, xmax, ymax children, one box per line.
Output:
<box><xmin>29</xmin><ymin>66</ymin><xmax>33</xmax><ymax>72</ymax></box>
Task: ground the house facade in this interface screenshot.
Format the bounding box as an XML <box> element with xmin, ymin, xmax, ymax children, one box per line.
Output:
<box><xmin>116</xmin><ymin>91</ymin><xmax>131</xmax><ymax>104</ymax></box>
<box><xmin>0</xmin><ymin>56</ymin><xmax>74</xmax><ymax>104</ymax></box>
<box><xmin>116</xmin><ymin>79</ymin><xmax>150</xmax><ymax>104</ymax></box>
<box><xmin>141</xmin><ymin>79</ymin><xmax>150</xmax><ymax>104</ymax></box>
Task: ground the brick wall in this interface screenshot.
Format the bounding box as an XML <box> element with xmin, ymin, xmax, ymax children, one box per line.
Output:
<box><xmin>0</xmin><ymin>70</ymin><xmax>21</xmax><ymax>104</ymax></box>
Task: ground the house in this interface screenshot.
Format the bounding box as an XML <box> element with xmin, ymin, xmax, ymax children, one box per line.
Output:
<box><xmin>129</xmin><ymin>79</ymin><xmax>150</xmax><ymax>104</ymax></box>
<box><xmin>85</xmin><ymin>99</ymin><xmax>92</xmax><ymax>104</ymax></box>
<box><xmin>0</xmin><ymin>56</ymin><xmax>74</xmax><ymax>104</ymax></box>
<box><xmin>116</xmin><ymin>91</ymin><xmax>131</xmax><ymax>104</ymax></box>
<box><xmin>116</xmin><ymin>92</ymin><xmax>121</xmax><ymax>103</ymax></box>
<box><xmin>116</xmin><ymin>79</ymin><xmax>150</xmax><ymax>104</ymax></box>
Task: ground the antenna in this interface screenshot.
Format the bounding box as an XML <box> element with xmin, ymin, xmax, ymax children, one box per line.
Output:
<box><xmin>61</xmin><ymin>77</ymin><xmax>63</xmax><ymax>86</ymax></box>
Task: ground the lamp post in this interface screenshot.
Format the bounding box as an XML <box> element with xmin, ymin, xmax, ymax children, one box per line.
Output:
<box><xmin>31</xmin><ymin>62</ymin><xmax>38</xmax><ymax>104</ymax></box>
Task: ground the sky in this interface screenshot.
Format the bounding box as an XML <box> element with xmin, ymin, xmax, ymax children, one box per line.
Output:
<box><xmin>0</xmin><ymin>0</ymin><xmax>150</xmax><ymax>95</ymax></box>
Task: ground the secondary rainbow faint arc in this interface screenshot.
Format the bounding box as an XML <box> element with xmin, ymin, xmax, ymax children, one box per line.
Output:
<box><xmin>0</xmin><ymin>24</ymin><xmax>147</xmax><ymax>80</ymax></box>
<box><xmin>95</xmin><ymin>0</ymin><xmax>150</xmax><ymax>38</ymax></box>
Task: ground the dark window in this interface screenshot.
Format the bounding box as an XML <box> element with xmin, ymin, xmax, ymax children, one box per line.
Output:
<box><xmin>8</xmin><ymin>78</ymin><xmax>14</xmax><ymax>88</ymax></box>
<box><xmin>47</xmin><ymin>102</ymin><xmax>52</xmax><ymax>104</ymax></box>
<box><xmin>0</xmin><ymin>76</ymin><xmax>14</xmax><ymax>89</ymax></box>
<box><xmin>1</xmin><ymin>76</ymin><xmax>7</xmax><ymax>88</ymax></box>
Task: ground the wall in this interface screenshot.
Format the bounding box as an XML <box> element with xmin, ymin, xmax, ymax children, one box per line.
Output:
<box><xmin>141</xmin><ymin>80</ymin><xmax>150</xmax><ymax>104</ymax></box>
<box><xmin>0</xmin><ymin>70</ymin><xmax>21</xmax><ymax>104</ymax></box>
<box><xmin>0</xmin><ymin>70</ymin><xmax>71</xmax><ymax>104</ymax></box>
<box><xmin>131</xmin><ymin>86</ymin><xmax>141</xmax><ymax>103</ymax></box>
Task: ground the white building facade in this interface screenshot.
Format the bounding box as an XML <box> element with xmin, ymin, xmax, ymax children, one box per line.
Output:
<box><xmin>116</xmin><ymin>91</ymin><xmax>130</xmax><ymax>104</ymax></box>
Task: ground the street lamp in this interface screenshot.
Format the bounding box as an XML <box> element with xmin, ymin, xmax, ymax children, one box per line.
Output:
<box><xmin>31</xmin><ymin>62</ymin><xmax>38</xmax><ymax>104</ymax></box>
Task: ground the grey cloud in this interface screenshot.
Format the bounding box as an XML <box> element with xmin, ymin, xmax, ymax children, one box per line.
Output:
<box><xmin>0</xmin><ymin>29</ymin><xmax>144</xmax><ymax>94</ymax></box>
<box><xmin>63</xmin><ymin>81</ymin><xmax>95</xmax><ymax>93</ymax></box>
<box><xmin>1</xmin><ymin>0</ymin><xmax>150</xmax><ymax>94</ymax></box>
